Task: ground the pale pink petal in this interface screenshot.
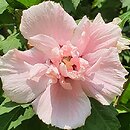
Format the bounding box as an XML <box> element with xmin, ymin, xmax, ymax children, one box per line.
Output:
<box><xmin>20</xmin><ymin>1</ymin><xmax>77</xmax><ymax>45</ymax></box>
<box><xmin>71</xmin><ymin>16</ymin><xmax>90</xmax><ymax>55</ymax></box>
<box><xmin>72</xmin><ymin>14</ymin><xmax>121</xmax><ymax>56</ymax></box>
<box><xmin>46</xmin><ymin>65</ymin><xmax>60</xmax><ymax>84</ymax></box>
<box><xmin>32</xmin><ymin>80</ymin><xmax>91</xmax><ymax>129</ymax></box>
<box><xmin>29</xmin><ymin>34</ymin><xmax>59</xmax><ymax>59</ymax></box>
<box><xmin>29</xmin><ymin>63</ymin><xmax>48</xmax><ymax>82</ymax></box>
<box><xmin>93</xmin><ymin>13</ymin><xmax>105</xmax><ymax>24</ymax></box>
<box><xmin>82</xmin><ymin>48</ymin><xmax>128</xmax><ymax>105</ymax></box>
<box><xmin>0</xmin><ymin>49</ymin><xmax>49</xmax><ymax>103</ymax></box>
<box><xmin>15</xmin><ymin>48</ymin><xmax>47</xmax><ymax>65</ymax></box>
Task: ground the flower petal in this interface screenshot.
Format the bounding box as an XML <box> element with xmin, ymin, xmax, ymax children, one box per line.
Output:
<box><xmin>0</xmin><ymin>49</ymin><xmax>49</xmax><ymax>103</ymax></box>
<box><xmin>32</xmin><ymin>80</ymin><xmax>91</xmax><ymax>129</ymax></box>
<box><xmin>15</xmin><ymin>48</ymin><xmax>47</xmax><ymax>65</ymax></box>
<box><xmin>117</xmin><ymin>37</ymin><xmax>130</xmax><ymax>53</ymax></box>
<box><xmin>20</xmin><ymin>1</ymin><xmax>77</xmax><ymax>45</ymax></box>
<box><xmin>82</xmin><ymin>48</ymin><xmax>128</xmax><ymax>105</ymax></box>
<box><xmin>71</xmin><ymin>16</ymin><xmax>90</xmax><ymax>55</ymax></box>
<box><xmin>93</xmin><ymin>13</ymin><xmax>105</xmax><ymax>24</ymax></box>
<box><xmin>72</xmin><ymin>14</ymin><xmax>121</xmax><ymax>56</ymax></box>
<box><xmin>29</xmin><ymin>34</ymin><xmax>59</xmax><ymax>58</ymax></box>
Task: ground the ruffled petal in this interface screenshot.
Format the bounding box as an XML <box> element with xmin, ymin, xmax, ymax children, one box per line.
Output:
<box><xmin>29</xmin><ymin>34</ymin><xmax>59</xmax><ymax>58</ymax></box>
<box><xmin>93</xmin><ymin>13</ymin><xmax>105</xmax><ymax>24</ymax></box>
<box><xmin>82</xmin><ymin>48</ymin><xmax>128</xmax><ymax>105</ymax></box>
<box><xmin>117</xmin><ymin>37</ymin><xmax>130</xmax><ymax>53</ymax></box>
<box><xmin>0</xmin><ymin>49</ymin><xmax>49</xmax><ymax>103</ymax></box>
<box><xmin>32</xmin><ymin>80</ymin><xmax>91</xmax><ymax>129</ymax></box>
<box><xmin>72</xmin><ymin>14</ymin><xmax>121</xmax><ymax>56</ymax></box>
<box><xmin>15</xmin><ymin>48</ymin><xmax>47</xmax><ymax>65</ymax></box>
<box><xmin>20</xmin><ymin>1</ymin><xmax>77</xmax><ymax>45</ymax></box>
<box><xmin>71</xmin><ymin>16</ymin><xmax>90</xmax><ymax>55</ymax></box>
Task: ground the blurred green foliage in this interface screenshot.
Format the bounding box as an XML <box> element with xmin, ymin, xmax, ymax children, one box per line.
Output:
<box><xmin>0</xmin><ymin>0</ymin><xmax>130</xmax><ymax>130</ymax></box>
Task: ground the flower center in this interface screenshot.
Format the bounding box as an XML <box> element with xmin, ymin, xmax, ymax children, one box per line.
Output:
<box><xmin>62</xmin><ymin>56</ymin><xmax>73</xmax><ymax>70</ymax></box>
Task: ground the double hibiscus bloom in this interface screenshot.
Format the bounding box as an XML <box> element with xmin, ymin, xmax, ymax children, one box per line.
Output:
<box><xmin>0</xmin><ymin>1</ymin><xmax>129</xmax><ymax>129</ymax></box>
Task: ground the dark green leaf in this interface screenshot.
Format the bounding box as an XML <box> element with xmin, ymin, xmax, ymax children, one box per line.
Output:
<box><xmin>8</xmin><ymin>107</ymin><xmax>34</xmax><ymax>130</ymax></box>
<box><xmin>62</xmin><ymin>0</ymin><xmax>75</xmax><ymax>13</ymax></box>
<box><xmin>118</xmin><ymin>112</ymin><xmax>130</xmax><ymax>130</ymax></box>
<box><xmin>81</xmin><ymin>98</ymin><xmax>120</xmax><ymax>130</ymax></box>
<box><xmin>10</xmin><ymin>115</ymin><xmax>50</xmax><ymax>130</ymax></box>
<box><xmin>6</xmin><ymin>0</ymin><xmax>26</xmax><ymax>9</ymax></box>
<box><xmin>0</xmin><ymin>106</ymin><xmax>24</xmax><ymax>130</ymax></box>
<box><xmin>0</xmin><ymin>78</ymin><xmax>3</xmax><ymax>96</ymax></box>
<box><xmin>0</xmin><ymin>10</ymin><xmax>15</xmax><ymax>31</ymax></box>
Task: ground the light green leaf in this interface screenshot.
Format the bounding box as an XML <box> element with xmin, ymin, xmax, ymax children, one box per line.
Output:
<box><xmin>121</xmin><ymin>0</ymin><xmax>130</xmax><ymax>10</ymax></box>
<box><xmin>121</xmin><ymin>83</ymin><xmax>130</xmax><ymax>104</ymax></box>
<box><xmin>0</xmin><ymin>97</ymin><xmax>30</xmax><ymax>115</ymax></box>
<box><xmin>0</xmin><ymin>33</ymin><xmax>22</xmax><ymax>53</ymax></box>
<box><xmin>80</xmin><ymin>98</ymin><xmax>120</xmax><ymax>130</ymax></box>
<box><xmin>72</xmin><ymin>0</ymin><xmax>80</xmax><ymax>9</ymax></box>
<box><xmin>0</xmin><ymin>0</ymin><xmax>8</xmax><ymax>14</ymax></box>
<box><xmin>0</xmin><ymin>97</ymin><xmax>18</xmax><ymax>115</ymax></box>
<box><xmin>119</xmin><ymin>11</ymin><xmax>130</xmax><ymax>28</ymax></box>
<box><xmin>0</xmin><ymin>106</ymin><xmax>24</xmax><ymax>130</ymax></box>
<box><xmin>8</xmin><ymin>107</ymin><xmax>34</xmax><ymax>130</ymax></box>
<box><xmin>17</xmin><ymin>0</ymin><xmax>42</xmax><ymax>8</ymax></box>
<box><xmin>92</xmin><ymin>0</ymin><xmax>106</xmax><ymax>8</ymax></box>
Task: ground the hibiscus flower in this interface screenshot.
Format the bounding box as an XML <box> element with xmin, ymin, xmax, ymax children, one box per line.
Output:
<box><xmin>0</xmin><ymin>1</ymin><xmax>128</xmax><ymax>129</ymax></box>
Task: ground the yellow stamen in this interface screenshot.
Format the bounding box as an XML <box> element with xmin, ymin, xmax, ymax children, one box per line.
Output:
<box><xmin>62</xmin><ymin>56</ymin><xmax>73</xmax><ymax>69</ymax></box>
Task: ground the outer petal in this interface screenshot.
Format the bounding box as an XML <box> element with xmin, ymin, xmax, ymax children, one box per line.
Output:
<box><xmin>20</xmin><ymin>1</ymin><xmax>77</xmax><ymax>45</ymax></box>
<box><xmin>93</xmin><ymin>13</ymin><xmax>105</xmax><ymax>24</ymax></box>
<box><xmin>71</xmin><ymin>16</ymin><xmax>90</xmax><ymax>55</ymax></box>
<box><xmin>72</xmin><ymin>14</ymin><xmax>121</xmax><ymax>56</ymax></box>
<box><xmin>32</xmin><ymin>80</ymin><xmax>91</xmax><ymax>129</ymax></box>
<box><xmin>29</xmin><ymin>34</ymin><xmax>59</xmax><ymax>58</ymax></box>
<box><xmin>0</xmin><ymin>49</ymin><xmax>49</xmax><ymax>103</ymax></box>
<box><xmin>82</xmin><ymin>48</ymin><xmax>128</xmax><ymax>105</ymax></box>
<box><xmin>15</xmin><ymin>48</ymin><xmax>47</xmax><ymax>65</ymax></box>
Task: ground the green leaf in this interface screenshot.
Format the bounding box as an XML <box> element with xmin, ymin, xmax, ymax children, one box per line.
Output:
<box><xmin>6</xmin><ymin>0</ymin><xmax>26</xmax><ymax>9</ymax></box>
<box><xmin>0</xmin><ymin>78</ymin><xmax>3</xmax><ymax>96</ymax></box>
<box><xmin>0</xmin><ymin>106</ymin><xmax>25</xmax><ymax>130</ymax></box>
<box><xmin>11</xmin><ymin>115</ymin><xmax>50</xmax><ymax>130</ymax></box>
<box><xmin>8</xmin><ymin>107</ymin><xmax>34</xmax><ymax>130</ymax></box>
<box><xmin>120</xmin><ymin>83</ymin><xmax>130</xmax><ymax>104</ymax></box>
<box><xmin>92</xmin><ymin>0</ymin><xmax>106</xmax><ymax>8</ymax></box>
<box><xmin>81</xmin><ymin>98</ymin><xmax>120</xmax><ymax>130</ymax></box>
<box><xmin>119</xmin><ymin>11</ymin><xmax>130</xmax><ymax>28</ymax></box>
<box><xmin>62</xmin><ymin>0</ymin><xmax>75</xmax><ymax>13</ymax></box>
<box><xmin>0</xmin><ymin>10</ymin><xmax>15</xmax><ymax>30</ymax></box>
<box><xmin>17</xmin><ymin>0</ymin><xmax>42</xmax><ymax>8</ymax></box>
<box><xmin>0</xmin><ymin>33</ymin><xmax>22</xmax><ymax>53</ymax></box>
<box><xmin>117</xmin><ymin>80</ymin><xmax>130</xmax><ymax>113</ymax></box>
<box><xmin>0</xmin><ymin>0</ymin><xmax>8</xmax><ymax>14</ymax></box>
<box><xmin>118</xmin><ymin>112</ymin><xmax>130</xmax><ymax>130</ymax></box>
<box><xmin>121</xmin><ymin>0</ymin><xmax>130</xmax><ymax>10</ymax></box>
<box><xmin>72</xmin><ymin>0</ymin><xmax>80</xmax><ymax>9</ymax></box>
<box><xmin>0</xmin><ymin>97</ymin><xmax>19</xmax><ymax>115</ymax></box>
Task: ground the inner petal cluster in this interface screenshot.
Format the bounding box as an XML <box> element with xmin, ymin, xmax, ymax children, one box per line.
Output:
<box><xmin>44</xmin><ymin>43</ymin><xmax>89</xmax><ymax>89</ymax></box>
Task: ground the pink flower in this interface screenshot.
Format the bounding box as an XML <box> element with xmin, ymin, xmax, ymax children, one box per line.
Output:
<box><xmin>0</xmin><ymin>1</ymin><xmax>128</xmax><ymax>129</ymax></box>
